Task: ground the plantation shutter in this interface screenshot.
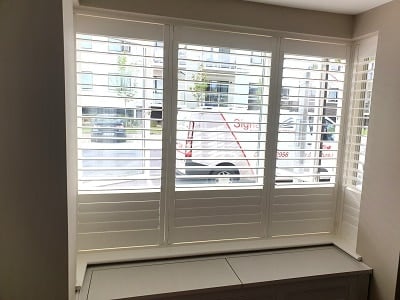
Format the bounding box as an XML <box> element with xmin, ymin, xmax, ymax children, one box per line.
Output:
<box><xmin>275</xmin><ymin>39</ymin><xmax>347</xmax><ymax>186</ymax></box>
<box><xmin>340</xmin><ymin>36</ymin><xmax>377</xmax><ymax>245</ymax></box>
<box><xmin>270</xmin><ymin>39</ymin><xmax>348</xmax><ymax>237</ymax></box>
<box><xmin>73</xmin><ymin>14</ymin><xmax>363</xmax><ymax>255</ymax></box>
<box><xmin>344</xmin><ymin>39</ymin><xmax>376</xmax><ymax>191</ymax></box>
<box><xmin>76</xmin><ymin>15</ymin><xmax>165</xmax><ymax>251</ymax></box>
<box><xmin>170</xmin><ymin>27</ymin><xmax>274</xmax><ymax>243</ymax></box>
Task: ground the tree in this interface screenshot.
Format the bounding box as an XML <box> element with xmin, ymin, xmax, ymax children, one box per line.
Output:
<box><xmin>116</xmin><ymin>54</ymin><xmax>135</xmax><ymax>98</ymax></box>
<box><xmin>115</xmin><ymin>52</ymin><xmax>139</xmax><ymax>127</ymax></box>
<box><xmin>189</xmin><ymin>64</ymin><xmax>208</xmax><ymax>105</ymax></box>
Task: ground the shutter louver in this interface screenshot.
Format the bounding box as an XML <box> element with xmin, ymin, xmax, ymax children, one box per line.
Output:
<box><xmin>171</xmin><ymin>189</ymin><xmax>264</xmax><ymax>244</ymax></box>
<box><xmin>270</xmin><ymin>187</ymin><xmax>335</xmax><ymax>236</ymax></box>
<box><xmin>77</xmin><ymin>193</ymin><xmax>161</xmax><ymax>250</ymax></box>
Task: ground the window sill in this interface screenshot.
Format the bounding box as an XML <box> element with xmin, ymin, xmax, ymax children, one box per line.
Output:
<box><xmin>78</xmin><ymin>244</ymin><xmax>370</xmax><ymax>300</ymax></box>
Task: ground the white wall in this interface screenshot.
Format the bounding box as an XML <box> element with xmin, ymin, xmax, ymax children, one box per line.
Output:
<box><xmin>79</xmin><ymin>0</ymin><xmax>353</xmax><ymax>39</ymax></box>
<box><xmin>0</xmin><ymin>0</ymin><xmax>69</xmax><ymax>299</ymax></box>
<box><xmin>353</xmin><ymin>2</ymin><xmax>400</xmax><ymax>299</ymax></box>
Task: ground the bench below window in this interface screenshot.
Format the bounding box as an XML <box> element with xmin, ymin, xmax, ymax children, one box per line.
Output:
<box><xmin>78</xmin><ymin>246</ymin><xmax>371</xmax><ymax>300</ymax></box>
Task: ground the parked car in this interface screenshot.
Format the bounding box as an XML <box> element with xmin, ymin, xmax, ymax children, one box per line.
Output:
<box><xmin>91</xmin><ymin>115</ymin><xmax>126</xmax><ymax>143</ymax></box>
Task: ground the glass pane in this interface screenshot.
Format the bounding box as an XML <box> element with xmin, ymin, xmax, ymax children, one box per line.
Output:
<box><xmin>276</xmin><ymin>54</ymin><xmax>346</xmax><ymax>186</ymax></box>
<box><xmin>175</xmin><ymin>44</ymin><xmax>271</xmax><ymax>189</ymax></box>
<box><xmin>78</xmin><ymin>72</ymin><xmax>93</xmax><ymax>90</ymax></box>
<box><xmin>76</xmin><ymin>33</ymin><xmax>164</xmax><ymax>193</ymax></box>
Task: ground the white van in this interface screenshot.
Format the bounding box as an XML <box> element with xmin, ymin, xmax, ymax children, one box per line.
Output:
<box><xmin>176</xmin><ymin>107</ymin><xmax>266</xmax><ymax>184</ymax></box>
<box><xmin>176</xmin><ymin>107</ymin><xmax>337</xmax><ymax>184</ymax></box>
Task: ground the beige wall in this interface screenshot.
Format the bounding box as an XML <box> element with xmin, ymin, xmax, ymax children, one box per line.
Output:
<box><xmin>0</xmin><ymin>0</ymin><xmax>69</xmax><ymax>299</ymax></box>
<box><xmin>354</xmin><ymin>1</ymin><xmax>400</xmax><ymax>299</ymax></box>
<box><xmin>0</xmin><ymin>0</ymin><xmax>396</xmax><ymax>299</ymax></box>
<box><xmin>80</xmin><ymin>0</ymin><xmax>353</xmax><ymax>38</ymax></box>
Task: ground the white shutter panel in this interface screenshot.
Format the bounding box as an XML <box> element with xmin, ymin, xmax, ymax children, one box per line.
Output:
<box><xmin>76</xmin><ymin>16</ymin><xmax>165</xmax><ymax>251</ymax></box>
<box><xmin>275</xmin><ymin>39</ymin><xmax>347</xmax><ymax>186</ymax></box>
<box><xmin>77</xmin><ymin>193</ymin><xmax>160</xmax><ymax>250</ymax></box>
<box><xmin>171</xmin><ymin>189</ymin><xmax>264</xmax><ymax>243</ymax></box>
<box><xmin>270</xmin><ymin>187</ymin><xmax>336</xmax><ymax>237</ymax></box>
<box><xmin>343</xmin><ymin>54</ymin><xmax>375</xmax><ymax>190</ymax></box>
<box><xmin>270</xmin><ymin>39</ymin><xmax>348</xmax><ymax>237</ymax></box>
<box><xmin>170</xmin><ymin>27</ymin><xmax>274</xmax><ymax>243</ymax></box>
<box><xmin>340</xmin><ymin>36</ymin><xmax>377</xmax><ymax>245</ymax></box>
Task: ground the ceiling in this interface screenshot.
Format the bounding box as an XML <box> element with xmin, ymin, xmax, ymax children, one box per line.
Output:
<box><xmin>244</xmin><ymin>0</ymin><xmax>392</xmax><ymax>14</ymax></box>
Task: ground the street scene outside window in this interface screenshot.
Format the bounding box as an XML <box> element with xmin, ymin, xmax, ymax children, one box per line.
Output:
<box><xmin>76</xmin><ymin>34</ymin><xmax>164</xmax><ymax>193</ymax></box>
<box><xmin>175</xmin><ymin>43</ymin><xmax>270</xmax><ymax>189</ymax></box>
<box><xmin>276</xmin><ymin>54</ymin><xmax>345</xmax><ymax>186</ymax></box>
<box><xmin>76</xmin><ymin>34</ymin><xmax>345</xmax><ymax>193</ymax></box>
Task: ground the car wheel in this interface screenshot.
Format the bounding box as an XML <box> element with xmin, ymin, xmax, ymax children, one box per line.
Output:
<box><xmin>211</xmin><ymin>169</ymin><xmax>239</xmax><ymax>184</ymax></box>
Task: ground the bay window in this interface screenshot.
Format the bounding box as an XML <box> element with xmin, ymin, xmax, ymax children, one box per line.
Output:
<box><xmin>74</xmin><ymin>13</ymin><xmax>375</xmax><ymax>255</ymax></box>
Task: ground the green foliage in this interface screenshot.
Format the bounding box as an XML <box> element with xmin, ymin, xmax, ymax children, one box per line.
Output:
<box><xmin>116</xmin><ymin>54</ymin><xmax>135</xmax><ymax>97</ymax></box>
<box><xmin>189</xmin><ymin>64</ymin><xmax>208</xmax><ymax>103</ymax></box>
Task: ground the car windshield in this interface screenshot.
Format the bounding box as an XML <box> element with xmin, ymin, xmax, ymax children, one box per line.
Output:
<box><xmin>94</xmin><ymin>117</ymin><xmax>123</xmax><ymax>126</ymax></box>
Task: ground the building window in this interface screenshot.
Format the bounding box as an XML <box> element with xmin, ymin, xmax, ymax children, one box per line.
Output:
<box><xmin>250</xmin><ymin>51</ymin><xmax>263</xmax><ymax>64</ymax></box>
<box><xmin>108</xmin><ymin>38</ymin><xmax>131</xmax><ymax>53</ymax></box>
<box><xmin>78</xmin><ymin>71</ymin><xmax>93</xmax><ymax>90</ymax></box>
<box><xmin>154</xmin><ymin>77</ymin><xmax>163</xmax><ymax>95</ymax></box>
<box><xmin>205</xmin><ymin>80</ymin><xmax>229</xmax><ymax>107</ymax></box>
<box><xmin>248</xmin><ymin>83</ymin><xmax>262</xmax><ymax>110</ymax></box>
<box><xmin>281</xmin><ymin>87</ymin><xmax>290</xmax><ymax>98</ymax></box>
<box><xmin>327</xmin><ymin>89</ymin><xmax>339</xmax><ymax>100</ymax></box>
<box><xmin>77</xmin><ymin>34</ymin><xmax>92</xmax><ymax>49</ymax></box>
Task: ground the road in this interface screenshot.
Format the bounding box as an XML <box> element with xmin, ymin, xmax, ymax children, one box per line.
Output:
<box><xmin>78</xmin><ymin>139</ymin><xmax>209</xmax><ymax>190</ymax></box>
